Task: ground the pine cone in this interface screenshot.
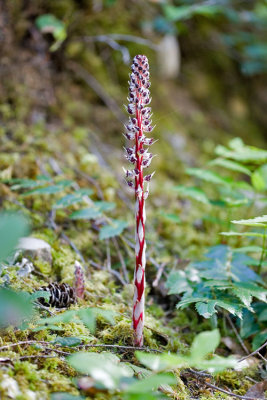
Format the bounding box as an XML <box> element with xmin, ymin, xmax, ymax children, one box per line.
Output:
<box><xmin>37</xmin><ymin>283</ymin><xmax>76</xmax><ymax>308</ymax></box>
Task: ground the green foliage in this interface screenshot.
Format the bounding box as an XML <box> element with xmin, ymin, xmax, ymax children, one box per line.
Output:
<box><xmin>137</xmin><ymin>330</ymin><xmax>236</xmax><ymax>373</ymax></box>
<box><xmin>6</xmin><ymin>176</ymin><xmax>73</xmax><ymax>196</ymax></box>
<box><xmin>52</xmin><ymin>336</ymin><xmax>82</xmax><ymax>347</ymax></box>
<box><xmin>161</xmin><ymin>1</ymin><xmax>267</xmax><ymax>76</ymax></box>
<box><xmin>99</xmin><ymin>219</ymin><xmax>128</xmax><ymax>240</ymax></box>
<box><xmin>67</xmin><ymin>330</ymin><xmax>234</xmax><ymax>398</ymax></box>
<box><xmin>68</xmin><ymin>352</ymin><xmax>134</xmax><ymax>390</ymax></box>
<box><xmin>34</xmin><ymin>307</ymin><xmax>118</xmax><ymax>334</ymax></box>
<box><xmin>4</xmin><ymin>176</ymin><xmax>126</xmax><ymax>239</ymax></box>
<box><xmin>0</xmin><ymin>288</ymin><xmax>44</xmax><ymax>329</ymax></box>
<box><xmin>166</xmin><ymin>245</ymin><xmax>266</xmax><ymax>320</ymax></box>
<box><xmin>36</xmin><ymin>14</ymin><xmax>67</xmax><ymax>51</ymax></box>
<box><xmin>69</xmin><ymin>208</ymin><xmax>102</xmax><ymax>220</ymax></box>
<box><xmin>0</xmin><ymin>211</ymin><xmax>29</xmax><ymax>262</ymax></box>
<box><xmin>173</xmin><ymin>185</ymin><xmax>210</xmax><ymax>205</ymax></box>
<box><xmin>69</xmin><ymin>202</ymin><xmax>115</xmax><ymax>219</ymax></box>
<box><xmin>53</xmin><ymin>189</ymin><xmax>93</xmax><ymax>209</ymax></box>
<box><xmin>174</xmin><ymin>138</ymin><xmax>267</xmax><ymax>223</ymax></box>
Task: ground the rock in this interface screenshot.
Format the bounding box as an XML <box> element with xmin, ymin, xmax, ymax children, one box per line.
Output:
<box><xmin>16</xmin><ymin>257</ymin><xmax>34</xmax><ymax>277</ymax></box>
<box><xmin>17</xmin><ymin>237</ymin><xmax>52</xmax><ymax>265</ymax></box>
<box><xmin>0</xmin><ymin>375</ymin><xmax>21</xmax><ymax>398</ymax></box>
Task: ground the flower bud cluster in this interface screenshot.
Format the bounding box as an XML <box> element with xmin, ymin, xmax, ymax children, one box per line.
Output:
<box><xmin>124</xmin><ymin>55</ymin><xmax>155</xmax><ymax>195</ymax></box>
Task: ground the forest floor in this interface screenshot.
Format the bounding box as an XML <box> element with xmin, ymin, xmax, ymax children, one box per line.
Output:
<box><xmin>0</xmin><ymin>2</ymin><xmax>267</xmax><ymax>399</ymax></box>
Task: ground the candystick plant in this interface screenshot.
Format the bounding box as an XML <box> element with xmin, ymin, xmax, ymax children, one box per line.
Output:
<box><xmin>123</xmin><ymin>55</ymin><xmax>155</xmax><ymax>346</ymax></box>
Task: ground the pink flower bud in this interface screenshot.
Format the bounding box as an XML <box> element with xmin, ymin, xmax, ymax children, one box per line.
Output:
<box><xmin>74</xmin><ymin>261</ymin><xmax>85</xmax><ymax>299</ymax></box>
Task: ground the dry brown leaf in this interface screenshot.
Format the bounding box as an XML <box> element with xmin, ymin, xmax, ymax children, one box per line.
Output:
<box><xmin>245</xmin><ymin>380</ymin><xmax>267</xmax><ymax>400</ymax></box>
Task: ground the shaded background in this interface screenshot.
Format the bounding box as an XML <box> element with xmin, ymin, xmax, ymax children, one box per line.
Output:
<box><xmin>1</xmin><ymin>0</ymin><xmax>267</xmax><ymax>257</ymax></box>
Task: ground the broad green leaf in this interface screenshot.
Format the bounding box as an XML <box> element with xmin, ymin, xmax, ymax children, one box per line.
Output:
<box><xmin>240</xmin><ymin>311</ymin><xmax>259</xmax><ymax>339</ymax></box>
<box><xmin>220</xmin><ymin>231</ymin><xmax>265</xmax><ymax>238</ymax></box>
<box><xmin>159</xmin><ymin>212</ymin><xmax>181</xmax><ymax>223</ymax></box>
<box><xmin>251</xmin><ymin>164</ymin><xmax>267</xmax><ymax>191</ymax></box>
<box><xmin>177</xmin><ymin>296</ymin><xmax>210</xmax><ymax>309</ymax></box>
<box><xmin>164</xmin><ymin>5</ymin><xmax>194</xmax><ymax>20</ymax></box>
<box><xmin>36</xmin><ymin>14</ymin><xmax>67</xmax><ymax>51</ymax></box>
<box><xmin>33</xmin><ymin>325</ymin><xmax>64</xmax><ymax>332</ymax></box>
<box><xmin>10</xmin><ymin>179</ymin><xmax>44</xmax><ymax>190</ymax></box>
<box><xmin>136</xmin><ymin>352</ymin><xmax>185</xmax><ymax>372</ymax></box>
<box><xmin>67</xmin><ymin>352</ymin><xmax>131</xmax><ymax>390</ymax></box>
<box><xmin>173</xmin><ymin>185</ymin><xmax>210</xmax><ymax>204</ymax></box>
<box><xmin>94</xmin><ymin>201</ymin><xmax>116</xmax><ymax>212</ymax></box>
<box><xmin>258</xmin><ymin>308</ymin><xmax>267</xmax><ymax>321</ymax></box>
<box><xmin>252</xmin><ymin>331</ymin><xmax>267</xmax><ymax>351</ymax></box>
<box><xmin>186</xmin><ymin>168</ymin><xmax>231</xmax><ymax>186</ymax></box>
<box><xmin>78</xmin><ymin>308</ymin><xmax>117</xmax><ymax>333</ymax></box>
<box><xmin>191</xmin><ymin>355</ymin><xmax>237</xmax><ymax>373</ymax></box>
<box><xmin>195</xmin><ymin>301</ymin><xmax>217</xmax><ymax>318</ymax></box>
<box><xmin>22</xmin><ymin>185</ymin><xmax>65</xmax><ymax>196</ymax></box>
<box><xmin>135</xmin><ymin>353</ymin><xmax>163</xmax><ymax>371</ymax></box>
<box><xmin>164</xmin><ymin>4</ymin><xmax>222</xmax><ymax>21</ymax></box>
<box><xmin>178</xmin><ymin>297</ymin><xmax>243</xmax><ymax>318</ymax></box>
<box><xmin>99</xmin><ymin>220</ymin><xmax>128</xmax><ymax>240</ymax></box>
<box><xmin>216</xmin><ymin>300</ymin><xmax>243</xmax><ymax>318</ymax></box>
<box><xmin>93</xmin><ymin>308</ymin><xmax>117</xmax><ymax>326</ymax></box>
<box><xmin>232</xmin><ymin>282</ymin><xmax>267</xmax><ymax>305</ymax></box>
<box><xmin>0</xmin><ymin>288</ymin><xmax>34</xmax><ymax>329</ymax></box>
<box><xmin>0</xmin><ymin>212</ymin><xmax>29</xmax><ymax>262</ymax></box>
<box><xmin>209</xmin><ymin>158</ymin><xmax>251</xmax><ymax>176</ymax></box>
<box><xmin>165</xmin><ymin>270</ymin><xmax>191</xmax><ymax>295</ymax></box>
<box><xmin>190</xmin><ymin>329</ymin><xmax>220</xmax><ymax>360</ymax></box>
<box><xmin>125</xmin><ymin>373</ymin><xmax>176</xmax><ymax>393</ymax></box>
<box><xmin>233</xmin><ymin>246</ymin><xmax>263</xmax><ymax>253</ymax></box>
<box><xmin>78</xmin><ymin>308</ymin><xmax>96</xmax><ymax>332</ymax></box>
<box><xmin>53</xmin><ymin>189</ymin><xmax>93</xmax><ymax>209</ymax></box>
<box><xmin>231</xmin><ymin>215</ymin><xmax>267</xmax><ymax>227</ymax></box>
<box><xmin>215</xmin><ymin>142</ymin><xmax>267</xmax><ymax>163</ymax></box>
<box><xmin>37</xmin><ymin>310</ymin><xmax>77</xmax><ymax>325</ymax></box>
<box><xmin>36</xmin><ymin>14</ymin><xmax>65</xmax><ymax>35</ymax></box>
<box><xmin>52</xmin><ymin>336</ymin><xmax>82</xmax><ymax>347</ymax></box>
<box><xmin>69</xmin><ymin>208</ymin><xmax>102</xmax><ymax>220</ymax></box>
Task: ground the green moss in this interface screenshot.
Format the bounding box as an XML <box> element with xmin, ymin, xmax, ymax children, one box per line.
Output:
<box><xmin>51</xmin><ymin>246</ymin><xmax>77</xmax><ymax>283</ymax></box>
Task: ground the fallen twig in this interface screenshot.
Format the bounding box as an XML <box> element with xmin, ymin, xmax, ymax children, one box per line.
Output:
<box><xmin>90</xmin><ymin>259</ymin><xmax>127</xmax><ymax>286</ymax></box>
<box><xmin>238</xmin><ymin>340</ymin><xmax>267</xmax><ymax>363</ymax></box>
<box><xmin>152</xmin><ymin>261</ymin><xmax>167</xmax><ymax>287</ymax></box>
<box><xmin>112</xmin><ymin>237</ymin><xmax>129</xmax><ymax>283</ymax></box>
<box><xmin>79</xmin><ymin>343</ymin><xmax>162</xmax><ymax>353</ymax></box>
<box><xmin>226</xmin><ymin>314</ymin><xmax>249</xmax><ymax>355</ymax></box>
<box><xmin>83</xmin><ymin>34</ymin><xmax>158</xmax><ymax>51</ymax></box>
<box><xmin>188</xmin><ymin>369</ymin><xmax>262</xmax><ymax>400</ymax></box>
<box><xmin>0</xmin><ymin>340</ymin><xmax>161</xmax><ymax>354</ymax></box>
<box><xmin>68</xmin><ymin>61</ymin><xmax>125</xmax><ymax>123</ymax></box>
<box><xmin>204</xmin><ymin>381</ymin><xmax>263</xmax><ymax>400</ymax></box>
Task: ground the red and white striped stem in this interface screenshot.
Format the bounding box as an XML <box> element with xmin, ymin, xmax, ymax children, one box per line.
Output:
<box><xmin>124</xmin><ymin>55</ymin><xmax>155</xmax><ymax>346</ymax></box>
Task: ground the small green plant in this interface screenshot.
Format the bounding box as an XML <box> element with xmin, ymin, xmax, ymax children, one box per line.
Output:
<box><xmin>35</xmin><ymin>14</ymin><xmax>67</xmax><ymax>51</ymax></box>
<box><xmin>3</xmin><ymin>175</ymin><xmax>128</xmax><ymax>240</ymax></box>
<box><xmin>66</xmin><ymin>329</ymin><xmax>235</xmax><ymax>399</ymax></box>
<box><xmin>174</xmin><ymin>138</ymin><xmax>267</xmax><ymax>224</ymax></box>
<box><xmin>34</xmin><ymin>306</ymin><xmax>117</xmax><ymax>334</ymax></box>
<box><xmin>169</xmin><ymin>138</ymin><xmax>267</xmax><ymax>350</ymax></box>
<box><xmin>166</xmin><ymin>244</ymin><xmax>266</xmax><ymax>322</ymax></box>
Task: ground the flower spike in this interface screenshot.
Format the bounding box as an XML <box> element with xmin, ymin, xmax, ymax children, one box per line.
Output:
<box><xmin>123</xmin><ymin>54</ymin><xmax>155</xmax><ymax>346</ymax></box>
